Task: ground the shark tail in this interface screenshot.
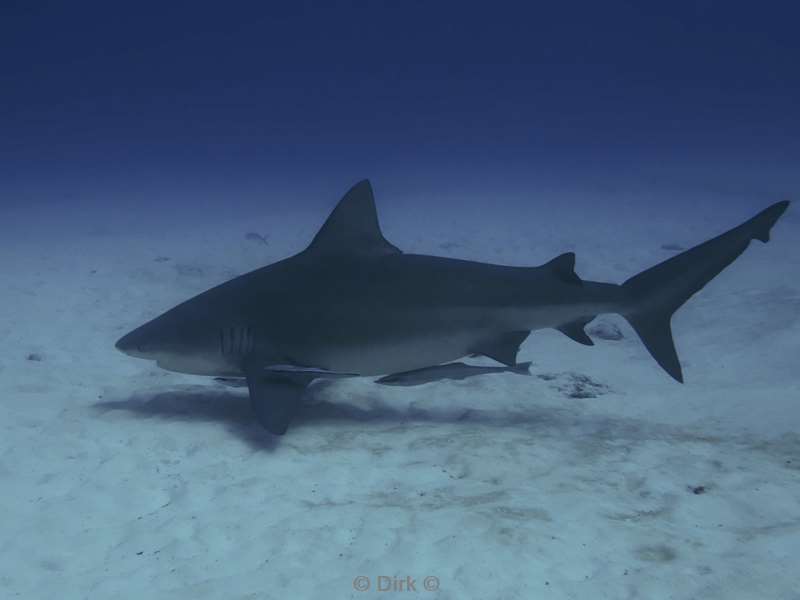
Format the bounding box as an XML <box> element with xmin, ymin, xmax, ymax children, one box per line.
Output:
<box><xmin>620</xmin><ymin>200</ymin><xmax>790</xmax><ymax>382</ymax></box>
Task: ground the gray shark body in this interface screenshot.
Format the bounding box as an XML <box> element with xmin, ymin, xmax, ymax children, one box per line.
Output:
<box><xmin>116</xmin><ymin>180</ymin><xmax>790</xmax><ymax>434</ymax></box>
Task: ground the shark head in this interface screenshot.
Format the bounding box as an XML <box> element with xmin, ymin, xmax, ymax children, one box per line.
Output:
<box><xmin>115</xmin><ymin>314</ymin><xmax>188</xmax><ymax>360</ymax></box>
<box><xmin>114</xmin><ymin>179</ymin><xmax>397</xmax><ymax>380</ymax></box>
<box><xmin>115</xmin><ymin>298</ymin><xmax>246</xmax><ymax>375</ymax></box>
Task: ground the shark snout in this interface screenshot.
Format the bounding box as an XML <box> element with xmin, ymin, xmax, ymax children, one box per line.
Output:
<box><xmin>115</xmin><ymin>330</ymin><xmax>150</xmax><ymax>358</ymax></box>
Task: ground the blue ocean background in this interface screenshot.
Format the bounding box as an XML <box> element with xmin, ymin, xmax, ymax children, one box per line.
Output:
<box><xmin>1</xmin><ymin>2</ymin><xmax>798</xmax><ymax>598</ymax></box>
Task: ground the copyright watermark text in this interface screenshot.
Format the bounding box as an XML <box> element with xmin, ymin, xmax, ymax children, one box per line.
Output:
<box><xmin>353</xmin><ymin>575</ymin><xmax>439</xmax><ymax>592</ymax></box>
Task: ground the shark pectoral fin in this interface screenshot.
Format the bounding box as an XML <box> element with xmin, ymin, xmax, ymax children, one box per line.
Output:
<box><xmin>469</xmin><ymin>330</ymin><xmax>530</xmax><ymax>366</ymax></box>
<box><xmin>556</xmin><ymin>318</ymin><xmax>595</xmax><ymax>346</ymax></box>
<box><xmin>245</xmin><ymin>366</ymin><xmax>312</xmax><ymax>435</ymax></box>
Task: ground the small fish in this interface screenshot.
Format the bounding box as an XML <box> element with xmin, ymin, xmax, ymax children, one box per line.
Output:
<box><xmin>214</xmin><ymin>365</ymin><xmax>358</xmax><ymax>388</ymax></box>
<box><xmin>214</xmin><ymin>362</ymin><xmax>530</xmax><ymax>388</ymax></box>
<box><xmin>245</xmin><ymin>232</ymin><xmax>269</xmax><ymax>245</ymax></box>
<box><xmin>214</xmin><ymin>377</ymin><xmax>247</xmax><ymax>388</ymax></box>
<box><xmin>376</xmin><ymin>361</ymin><xmax>532</xmax><ymax>387</ymax></box>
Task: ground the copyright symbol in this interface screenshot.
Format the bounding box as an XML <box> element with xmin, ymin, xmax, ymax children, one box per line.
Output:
<box><xmin>353</xmin><ymin>575</ymin><xmax>370</xmax><ymax>591</ymax></box>
<box><xmin>423</xmin><ymin>576</ymin><xmax>439</xmax><ymax>591</ymax></box>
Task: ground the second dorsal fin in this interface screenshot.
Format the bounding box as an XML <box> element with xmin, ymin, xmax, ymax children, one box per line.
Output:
<box><xmin>543</xmin><ymin>252</ymin><xmax>582</xmax><ymax>285</ymax></box>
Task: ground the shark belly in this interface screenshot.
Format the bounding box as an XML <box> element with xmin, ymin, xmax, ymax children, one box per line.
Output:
<box><xmin>306</xmin><ymin>331</ymin><xmax>489</xmax><ymax>375</ymax></box>
<box><xmin>262</xmin><ymin>301</ymin><xmax>496</xmax><ymax>375</ymax></box>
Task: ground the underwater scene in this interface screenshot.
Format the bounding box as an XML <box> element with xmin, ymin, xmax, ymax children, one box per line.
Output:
<box><xmin>2</xmin><ymin>2</ymin><xmax>798</xmax><ymax>599</ymax></box>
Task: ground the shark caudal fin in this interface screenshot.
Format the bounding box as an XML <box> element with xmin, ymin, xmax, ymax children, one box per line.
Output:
<box><xmin>621</xmin><ymin>201</ymin><xmax>790</xmax><ymax>382</ymax></box>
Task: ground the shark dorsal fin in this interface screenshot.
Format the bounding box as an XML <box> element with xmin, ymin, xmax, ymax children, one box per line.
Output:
<box><xmin>306</xmin><ymin>180</ymin><xmax>401</xmax><ymax>257</ymax></box>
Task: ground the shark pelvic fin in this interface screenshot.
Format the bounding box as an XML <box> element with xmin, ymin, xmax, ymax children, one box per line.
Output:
<box><xmin>306</xmin><ymin>179</ymin><xmax>402</xmax><ymax>257</ymax></box>
<box><xmin>469</xmin><ymin>330</ymin><xmax>530</xmax><ymax>366</ymax></box>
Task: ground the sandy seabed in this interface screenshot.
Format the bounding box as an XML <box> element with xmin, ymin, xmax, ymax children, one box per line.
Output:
<box><xmin>2</xmin><ymin>195</ymin><xmax>799</xmax><ymax>599</ymax></box>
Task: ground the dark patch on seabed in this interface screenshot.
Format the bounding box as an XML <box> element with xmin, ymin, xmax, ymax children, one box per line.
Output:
<box><xmin>635</xmin><ymin>544</ymin><xmax>678</xmax><ymax>563</ymax></box>
<box><xmin>536</xmin><ymin>371</ymin><xmax>611</xmax><ymax>398</ymax></box>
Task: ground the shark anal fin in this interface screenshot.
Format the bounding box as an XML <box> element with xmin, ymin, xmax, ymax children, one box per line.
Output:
<box><xmin>556</xmin><ymin>318</ymin><xmax>595</xmax><ymax>346</ymax></box>
<box><xmin>306</xmin><ymin>180</ymin><xmax>402</xmax><ymax>257</ymax></box>
<box><xmin>245</xmin><ymin>362</ymin><xmax>313</xmax><ymax>435</ymax></box>
<box><xmin>469</xmin><ymin>330</ymin><xmax>530</xmax><ymax>366</ymax></box>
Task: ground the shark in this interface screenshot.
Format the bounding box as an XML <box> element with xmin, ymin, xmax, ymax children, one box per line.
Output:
<box><xmin>115</xmin><ymin>180</ymin><xmax>790</xmax><ymax>434</ymax></box>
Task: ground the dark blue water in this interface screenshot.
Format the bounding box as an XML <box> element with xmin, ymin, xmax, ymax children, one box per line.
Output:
<box><xmin>2</xmin><ymin>3</ymin><xmax>798</xmax><ymax>599</ymax></box>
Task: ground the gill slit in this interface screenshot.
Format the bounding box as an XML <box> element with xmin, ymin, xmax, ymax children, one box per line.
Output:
<box><xmin>220</xmin><ymin>326</ymin><xmax>255</xmax><ymax>357</ymax></box>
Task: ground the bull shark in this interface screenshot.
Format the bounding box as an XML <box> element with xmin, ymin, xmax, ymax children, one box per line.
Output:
<box><xmin>115</xmin><ymin>180</ymin><xmax>790</xmax><ymax>434</ymax></box>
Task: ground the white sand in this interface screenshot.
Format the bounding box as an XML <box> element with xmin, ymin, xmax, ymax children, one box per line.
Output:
<box><xmin>1</xmin><ymin>190</ymin><xmax>798</xmax><ymax>599</ymax></box>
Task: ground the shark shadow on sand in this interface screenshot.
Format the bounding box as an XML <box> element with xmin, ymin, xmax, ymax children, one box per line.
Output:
<box><xmin>96</xmin><ymin>383</ymin><xmax>779</xmax><ymax>461</ymax></box>
<box><xmin>95</xmin><ymin>382</ymin><xmax>559</xmax><ymax>450</ymax></box>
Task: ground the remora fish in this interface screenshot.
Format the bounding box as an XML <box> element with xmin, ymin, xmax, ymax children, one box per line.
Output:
<box><xmin>375</xmin><ymin>361</ymin><xmax>532</xmax><ymax>386</ymax></box>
